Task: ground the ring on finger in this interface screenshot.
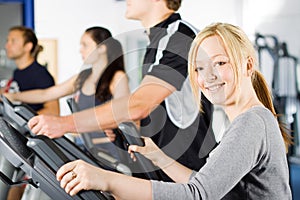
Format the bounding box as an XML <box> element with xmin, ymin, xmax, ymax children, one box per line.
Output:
<box><xmin>71</xmin><ymin>171</ymin><xmax>77</xmax><ymax>179</ymax></box>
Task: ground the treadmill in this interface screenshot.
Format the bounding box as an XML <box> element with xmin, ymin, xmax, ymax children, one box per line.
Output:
<box><xmin>0</xmin><ymin>95</ymin><xmax>112</xmax><ymax>199</ymax></box>
<box><xmin>66</xmin><ymin>97</ymin><xmax>161</xmax><ymax>180</ymax></box>
<box><xmin>0</xmin><ymin>95</ymin><xmax>161</xmax><ymax>199</ymax></box>
<box><xmin>65</xmin><ymin>97</ymin><xmax>131</xmax><ymax>176</ymax></box>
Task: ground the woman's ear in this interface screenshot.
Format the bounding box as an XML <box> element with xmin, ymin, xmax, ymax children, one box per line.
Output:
<box><xmin>246</xmin><ymin>56</ymin><xmax>254</xmax><ymax>77</ymax></box>
<box><xmin>97</xmin><ymin>44</ymin><xmax>107</xmax><ymax>54</ymax></box>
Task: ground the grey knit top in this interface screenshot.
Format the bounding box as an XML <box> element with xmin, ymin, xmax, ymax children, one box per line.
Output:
<box><xmin>152</xmin><ymin>106</ymin><xmax>292</xmax><ymax>200</ymax></box>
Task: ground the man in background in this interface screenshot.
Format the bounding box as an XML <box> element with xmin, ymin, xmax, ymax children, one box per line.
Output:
<box><xmin>0</xmin><ymin>26</ymin><xmax>59</xmax><ymax>200</ymax></box>
<box><xmin>4</xmin><ymin>26</ymin><xmax>59</xmax><ymax>114</ymax></box>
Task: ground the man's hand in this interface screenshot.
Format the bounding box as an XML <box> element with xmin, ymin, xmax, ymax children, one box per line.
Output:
<box><xmin>28</xmin><ymin>115</ymin><xmax>70</xmax><ymax>138</ymax></box>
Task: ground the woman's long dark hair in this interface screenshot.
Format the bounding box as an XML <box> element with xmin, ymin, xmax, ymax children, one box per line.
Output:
<box><xmin>74</xmin><ymin>27</ymin><xmax>125</xmax><ymax>102</ymax></box>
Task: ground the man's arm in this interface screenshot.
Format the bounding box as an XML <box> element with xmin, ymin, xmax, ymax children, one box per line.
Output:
<box><xmin>28</xmin><ymin>75</ymin><xmax>176</xmax><ymax>138</ymax></box>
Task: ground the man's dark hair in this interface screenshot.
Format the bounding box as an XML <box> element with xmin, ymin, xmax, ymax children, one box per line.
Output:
<box><xmin>9</xmin><ymin>26</ymin><xmax>43</xmax><ymax>59</ymax></box>
<box><xmin>165</xmin><ymin>0</ymin><xmax>181</xmax><ymax>11</ymax></box>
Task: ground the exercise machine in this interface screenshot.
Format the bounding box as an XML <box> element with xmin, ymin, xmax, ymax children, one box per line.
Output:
<box><xmin>0</xmin><ymin>95</ymin><xmax>162</xmax><ymax>199</ymax></box>
<box><xmin>255</xmin><ymin>33</ymin><xmax>300</xmax><ymax>158</ymax></box>
<box><xmin>66</xmin><ymin>97</ymin><xmax>161</xmax><ymax>180</ymax></box>
<box><xmin>0</xmin><ymin>95</ymin><xmax>112</xmax><ymax>199</ymax></box>
<box><xmin>66</xmin><ymin>97</ymin><xmax>131</xmax><ymax>175</ymax></box>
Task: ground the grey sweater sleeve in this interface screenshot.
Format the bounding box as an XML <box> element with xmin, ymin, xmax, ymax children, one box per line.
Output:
<box><xmin>151</xmin><ymin>107</ymin><xmax>290</xmax><ymax>200</ymax></box>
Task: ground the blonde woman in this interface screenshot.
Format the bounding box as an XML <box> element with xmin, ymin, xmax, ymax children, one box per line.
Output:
<box><xmin>54</xmin><ymin>23</ymin><xmax>292</xmax><ymax>199</ymax></box>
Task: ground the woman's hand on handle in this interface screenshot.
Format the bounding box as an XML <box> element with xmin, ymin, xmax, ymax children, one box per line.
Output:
<box><xmin>128</xmin><ymin>137</ymin><xmax>171</xmax><ymax>168</ymax></box>
<box><xmin>56</xmin><ymin>160</ymin><xmax>108</xmax><ymax>196</ymax></box>
<box><xmin>129</xmin><ymin>137</ymin><xmax>193</xmax><ymax>183</ymax></box>
<box><xmin>56</xmin><ymin>159</ymin><xmax>152</xmax><ymax>200</ymax></box>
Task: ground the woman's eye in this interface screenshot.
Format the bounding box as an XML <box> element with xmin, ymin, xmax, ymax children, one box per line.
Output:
<box><xmin>214</xmin><ymin>61</ymin><xmax>227</xmax><ymax>67</ymax></box>
<box><xmin>195</xmin><ymin>67</ymin><xmax>203</xmax><ymax>72</ymax></box>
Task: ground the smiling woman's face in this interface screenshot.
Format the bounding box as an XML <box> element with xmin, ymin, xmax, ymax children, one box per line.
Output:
<box><xmin>195</xmin><ymin>35</ymin><xmax>235</xmax><ymax>106</ymax></box>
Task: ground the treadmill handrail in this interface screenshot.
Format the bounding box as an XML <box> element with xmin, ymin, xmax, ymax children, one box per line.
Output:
<box><xmin>66</xmin><ymin>97</ymin><xmax>132</xmax><ymax>176</ymax></box>
<box><xmin>0</xmin><ymin>97</ymin><xmax>111</xmax><ymax>199</ymax></box>
<box><xmin>118</xmin><ymin>122</ymin><xmax>162</xmax><ymax>180</ymax></box>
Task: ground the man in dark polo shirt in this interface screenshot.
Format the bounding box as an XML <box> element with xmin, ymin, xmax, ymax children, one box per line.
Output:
<box><xmin>5</xmin><ymin>26</ymin><xmax>59</xmax><ymax>114</ymax></box>
<box><xmin>1</xmin><ymin>26</ymin><xmax>59</xmax><ymax>200</ymax></box>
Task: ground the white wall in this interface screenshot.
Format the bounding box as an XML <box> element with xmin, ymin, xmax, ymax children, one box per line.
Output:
<box><xmin>243</xmin><ymin>0</ymin><xmax>300</xmax><ymax>56</ymax></box>
<box><xmin>242</xmin><ymin>0</ymin><xmax>300</xmax><ymax>95</ymax></box>
<box><xmin>180</xmin><ymin>0</ymin><xmax>243</xmax><ymax>29</ymax></box>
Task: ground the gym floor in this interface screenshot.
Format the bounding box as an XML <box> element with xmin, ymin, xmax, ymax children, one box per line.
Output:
<box><xmin>290</xmin><ymin>162</ymin><xmax>300</xmax><ymax>200</ymax></box>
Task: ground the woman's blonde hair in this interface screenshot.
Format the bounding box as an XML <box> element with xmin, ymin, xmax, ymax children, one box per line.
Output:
<box><xmin>188</xmin><ymin>22</ymin><xmax>292</xmax><ymax>150</ymax></box>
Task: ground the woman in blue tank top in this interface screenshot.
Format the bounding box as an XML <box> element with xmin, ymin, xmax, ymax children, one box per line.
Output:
<box><xmin>73</xmin><ymin>27</ymin><xmax>130</xmax><ymax>161</ymax></box>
